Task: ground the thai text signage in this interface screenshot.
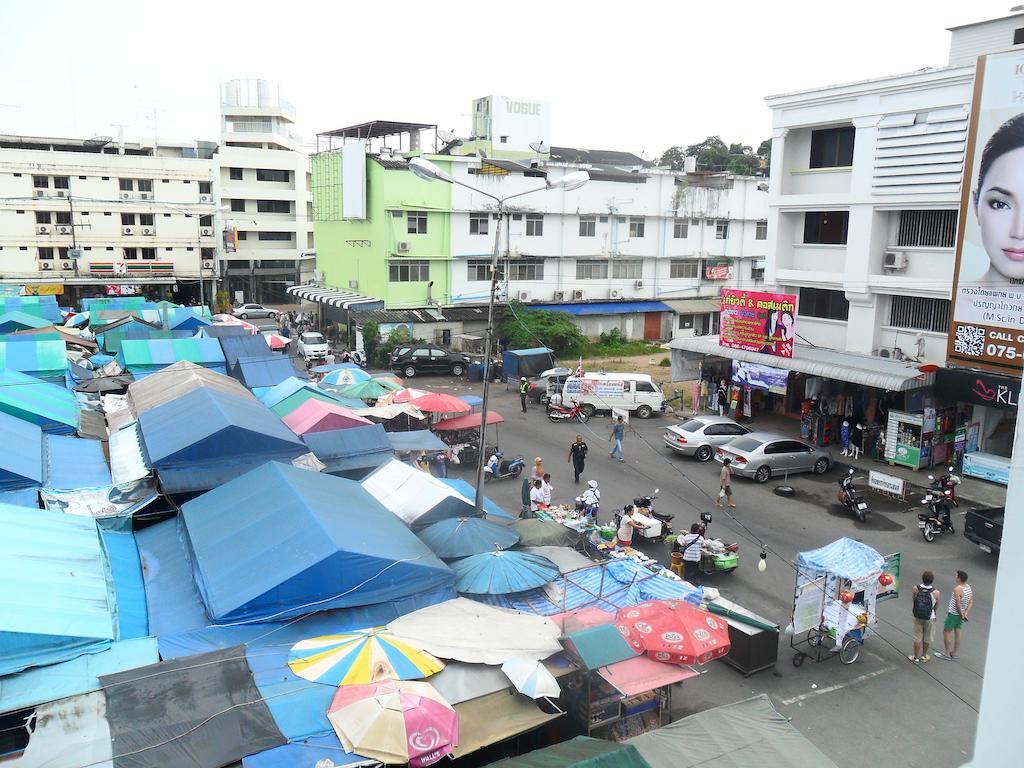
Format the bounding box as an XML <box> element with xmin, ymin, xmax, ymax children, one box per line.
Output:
<box><xmin>720</xmin><ymin>288</ymin><xmax>796</xmax><ymax>358</ymax></box>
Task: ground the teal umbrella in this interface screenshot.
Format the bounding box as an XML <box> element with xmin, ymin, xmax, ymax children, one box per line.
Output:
<box><xmin>336</xmin><ymin>378</ymin><xmax>402</xmax><ymax>401</ymax></box>
<box><xmin>451</xmin><ymin>550</ymin><xmax>559</xmax><ymax>595</ymax></box>
<box><xmin>418</xmin><ymin>517</ymin><xmax>520</xmax><ymax>559</ymax></box>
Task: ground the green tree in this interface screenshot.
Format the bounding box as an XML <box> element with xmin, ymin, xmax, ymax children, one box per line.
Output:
<box><xmin>362</xmin><ymin>321</ymin><xmax>381</xmax><ymax>366</ymax></box>
<box><xmin>658</xmin><ymin>145</ymin><xmax>688</xmax><ymax>171</ymax></box>
<box><xmin>684</xmin><ymin>136</ymin><xmax>730</xmax><ymax>171</ymax></box>
<box><xmin>756</xmin><ymin>138</ymin><xmax>772</xmax><ymax>175</ymax></box>
<box><xmin>499</xmin><ymin>302</ymin><xmax>586</xmax><ymax>356</ymax></box>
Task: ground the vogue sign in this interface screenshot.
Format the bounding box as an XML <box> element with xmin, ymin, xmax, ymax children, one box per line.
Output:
<box><xmin>935</xmin><ymin>367</ymin><xmax>1020</xmax><ymax>411</ymax></box>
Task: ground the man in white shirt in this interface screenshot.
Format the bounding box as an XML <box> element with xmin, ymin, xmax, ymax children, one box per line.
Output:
<box><xmin>676</xmin><ymin>523</ymin><xmax>706</xmax><ymax>585</ymax></box>
<box><xmin>580</xmin><ymin>480</ymin><xmax>600</xmax><ymax>519</ymax></box>
<box><xmin>529</xmin><ymin>479</ymin><xmax>548</xmax><ymax>513</ymax></box>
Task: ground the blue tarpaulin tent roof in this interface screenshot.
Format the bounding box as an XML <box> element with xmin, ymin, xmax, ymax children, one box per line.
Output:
<box><xmin>0</xmin><ymin>338</ymin><xmax>68</xmax><ymax>384</ymax></box>
<box><xmin>166</xmin><ymin>309</ymin><xmax>211</xmax><ymax>331</ymax></box>
<box><xmin>44</xmin><ymin>435</ymin><xmax>112</xmax><ymax>490</ymax></box>
<box><xmin>117</xmin><ymin>338</ymin><xmax>227</xmax><ymax>379</ymax></box>
<box><xmin>387</xmin><ymin>430</ymin><xmax>448</xmax><ymax>453</ymax></box>
<box><xmin>439</xmin><ymin>477</ymin><xmax>515</xmax><ymax>519</ymax></box>
<box><xmin>258</xmin><ymin>376</ymin><xmax>315</xmax><ymax>408</ymax></box>
<box><xmin>100</xmin><ymin>327</ymin><xmax>193</xmax><ymax>355</ymax></box>
<box><xmin>180</xmin><ymin>462</ymin><xmax>455</xmax><ymax>623</ymax></box>
<box><xmin>232</xmin><ymin>357</ymin><xmax>296</xmax><ymax>391</ymax></box>
<box><xmin>0</xmin><ymin>310</ymin><xmax>53</xmax><ymax>333</ymax></box>
<box><xmin>138</xmin><ymin>388</ymin><xmax>306</xmax><ymax>493</ymax></box>
<box><xmin>0</xmin><ymin>411</ymin><xmax>43</xmax><ymax>490</ymax></box>
<box><xmin>0</xmin><ymin>296</ymin><xmax>61</xmax><ymax>322</ymax></box>
<box><xmin>303</xmin><ymin>423</ymin><xmax>393</xmax><ymax>474</ymax></box>
<box><xmin>501</xmin><ymin>347</ymin><xmax>556</xmax><ymax>382</ymax></box>
<box><xmin>0</xmin><ymin>369</ymin><xmax>78</xmax><ymax>434</ymax></box>
<box><xmin>201</xmin><ymin>324</ymin><xmax>247</xmax><ymax>339</ymax></box>
<box><xmin>220</xmin><ymin>334</ymin><xmax>277</xmax><ymax>368</ymax></box>
<box><xmin>0</xmin><ymin>506</ymin><xmax>117</xmax><ymax>675</ymax></box>
<box><xmin>797</xmin><ymin>538</ymin><xmax>885</xmax><ymax>581</ymax></box>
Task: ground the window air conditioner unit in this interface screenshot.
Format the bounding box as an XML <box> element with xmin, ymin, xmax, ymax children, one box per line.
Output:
<box><xmin>610</xmin><ymin>289</ymin><xmax>622</xmax><ymax>299</ymax></box>
<box><xmin>200</xmin><ymin>227</ymin><xmax>212</xmax><ymax>236</ymax></box>
<box><xmin>40</xmin><ymin>261</ymin><xmax>52</xmax><ymax>270</ymax></box>
<box><xmin>57</xmin><ymin>226</ymin><xmax>71</xmax><ymax>234</ymax></box>
<box><xmin>553</xmin><ymin>290</ymin><xmax>566</xmax><ymax>301</ymax></box>
<box><xmin>122</xmin><ymin>226</ymin><xmax>134</xmax><ymax>235</ymax></box>
<box><xmin>55</xmin><ymin>190</ymin><xmax>67</xmax><ymax>198</ymax></box>
<box><xmin>397</xmin><ymin>241</ymin><xmax>411</xmax><ymax>252</ymax></box>
<box><xmin>634</xmin><ymin>279</ymin><xmax>644</xmax><ymax>289</ymax></box>
<box><xmin>140</xmin><ymin>192</ymin><xmax>152</xmax><ymax>200</ymax></box>
<box><xmin>142</xmin><ymin>227</ymin><xmax>154</xmax><ymax>235</ymax></box>
<box><xmin>572</xmin><ymin>289</ymin><xmax>585</xmax><ymax>300</ymax></box>
<box><xmin>883</xmin><ymin>250</ymin><xmax>907</xmax><ymax>269</ymax></box>
<box><xmin>200</xmin><ymin>194</ymin><xmax>211</xmax><ymax>203</ymax></box>
<box><xmin>348</xmin><ymin>279</ymin><xmax>358</xmax><ymax>290</ymax></box>
<box><xmin>60</xmin><ymin>260</ymin><xmax>73</xmax><ymax>270</ymax></box>
<box><xmin>517</xmin><ymin>290</ymin><xmax>531</xmax><ymax>301</ymax></box>
<box><xmin>37</xmin><ymin>225</ymin><xmax>50</xmax><ymax>234</ymax></box>
<box><xmin>202</xmin><ymin>260</ymin><xmax>214</xmax><ymax>269</ymax></box>
<box><xmin>33</xmin><ymin>190</ymin><xmax>45</xmax><ymax>197</ymax></box>
<box><xmin>120</xmin><ymin>192</ymin><xmax>131</xmax><ymax>200</ymax></box>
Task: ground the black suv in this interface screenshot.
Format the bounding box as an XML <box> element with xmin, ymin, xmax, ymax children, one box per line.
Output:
<box><xmin>391</xmin><ymin>344</ymin><xmax>471</xmax><ymax>377</ymax></box>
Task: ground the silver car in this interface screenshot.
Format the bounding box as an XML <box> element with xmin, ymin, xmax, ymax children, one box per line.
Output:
<box><xmin>232</xmin><ymin>303</ymin><xmax>276</xmax><ymax>320</ymax></box>
<box><xmin>663</xmin><ymin>416</ymin><xmax>750</xmax><ymax>462</ymax></box>
<box><xmin>714</xmin><ymin>431</ymin><xmax>832</xmax><ymax>483</ymax></box>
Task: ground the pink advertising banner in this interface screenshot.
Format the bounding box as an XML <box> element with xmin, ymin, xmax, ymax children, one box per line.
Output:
<box><xmin>720</xmin><ymin>288</ymin><xmax>797</xmax><ymax>358</ymax></box>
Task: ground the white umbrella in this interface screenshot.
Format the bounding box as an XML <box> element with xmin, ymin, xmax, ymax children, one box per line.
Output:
<box><xmin>500</xmin><ymin>659</ymin><xmax>561</xmax><ymax>699</ymax></box>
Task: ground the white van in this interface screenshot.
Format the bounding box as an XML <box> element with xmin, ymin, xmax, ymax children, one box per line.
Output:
<box><xmin>562</xmin><ymin>372</ymin><xmax>665</xmax><ymax>419</ymax></box>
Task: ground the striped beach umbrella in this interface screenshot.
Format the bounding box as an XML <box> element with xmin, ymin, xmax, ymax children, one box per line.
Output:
<box><xmin>288</xmin><ymin>628</ymin><xmax>445</xmax><ymax>686</ymax></box>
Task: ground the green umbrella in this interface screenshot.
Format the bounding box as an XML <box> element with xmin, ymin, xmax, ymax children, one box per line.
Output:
<box><xmin>707</xmin><ymin>601</ymin><xmax>779</xmax><ymax>633</ymax></box>
<box><xmin>337</xmin><ymin>378</ymin><xmax>401</xmax><ymax>400</ymax></box>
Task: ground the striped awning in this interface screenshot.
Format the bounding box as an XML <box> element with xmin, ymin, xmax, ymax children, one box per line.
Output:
<box><xmin>286</xmin><ymin>285</ymin><xmax>384</xmax><ymax>310</ymax></box>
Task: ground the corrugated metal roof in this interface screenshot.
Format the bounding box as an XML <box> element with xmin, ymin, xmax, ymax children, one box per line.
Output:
<box><xmin>128</xmin><ymin>359</ymin><xmax>255</xmax><ymax>416</ymax></box>
<box><xmin>108</xmin><ymin>422</ymin><xmax>150</xmax><ymax>486</ymax></box>
<box><xmin>220</xmin><ymin>334</ymin><xmax>278</xmax><ymax>367</ymax></box>
<box><xmin>118</xmin><ymin>337</ymin><xmax>225</xmax><ymax>370</ymax></box>
<box><xmin>0</xmin><ymin>506</ymin><xmax>116</xmax><ymax>675</ymax></box>
<box><xmin>0</xmin><ymin>339</ymin><xmax>68</xmax><ymax>383</ymax></box>
<box><xmin>0</xmin><ymin>310</ymin><xmax>53</xmax><ymax>332</ymax></box>
<box><xmin>549</xmin><ymin>146</ymin><xmax>646</xmax><ymax>165</ymax></box>
<box><xmin>0</xmin><ymin>369</ymin><xmax>78</xmax><ymax>434</ymax></box>
<box><xmin>44</xmin><ymin>434</ymin><xmax>112</xmax><ymax>490</ymax></box>
<box><xmin>0</xmin><ymin>410</ymin><xmax>43</xmax><ymax>490</ymax></box>
<box><xmin>663</xmin><ymin>298</ymin><xmax>721</xmax><ymax>314</ymax></box>
<box><xmin>232</xmin><ymin>357</ymin><xmax>296</xmax><ymax>390</ymax></box>
<box><xmin>0</xmin><ymin>295</ymin><xmax>61</xmax><ymax>322</ymax></box>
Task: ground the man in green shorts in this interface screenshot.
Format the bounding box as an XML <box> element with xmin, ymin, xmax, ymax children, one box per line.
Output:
<box><xmin>936</xmin><ymin>570</ymin><xmax>973</xmax><ymax>660</ymax></box>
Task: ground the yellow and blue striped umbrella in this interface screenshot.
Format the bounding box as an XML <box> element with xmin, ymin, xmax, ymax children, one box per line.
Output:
<box><xmin>288</xmin><ymin>628</ymin><xmax>445</xmax><ymax>686</ymax></box>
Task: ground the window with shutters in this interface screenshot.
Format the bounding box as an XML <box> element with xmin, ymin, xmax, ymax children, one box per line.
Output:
<box><xmin>896</xmin><ymin>210</ymin><xmax>957</xmax><ymax>248</ymax></box>
<box><xmin>889</xmin><ymin>296</ymin><xmax>950</xmax><ymax>332</ymax></box>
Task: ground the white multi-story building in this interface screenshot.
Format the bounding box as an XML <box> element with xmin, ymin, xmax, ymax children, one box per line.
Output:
<box><xmin>0</xmin><ymin>134</ymin><xmax>218</xmax><ymax>305</ymax></box>
<box><xmin>215</xmin><ymin>79</ymin><xmax>313</xmax><ymax>305</ymax></box>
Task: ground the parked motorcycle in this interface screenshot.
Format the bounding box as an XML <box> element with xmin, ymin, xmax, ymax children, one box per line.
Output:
<box><xmin>928</xmin><ymin>468</ymin><xmax>961</xmax><ymax>507</ymax></box>
<box><xmin>547</xmin><ymin>402</ymin><xmax>590</xmax><ymax>424</ymax></box>
<box><xmin>837</xmin><ymin>469</ymin><xmax>870</xmax><ymax>522</ymax></box>
<box><xmin>633</xmin><ymin>489</ymin><xmax>674</xmax><ymax>538</ymax></box>
<box><xmin>695</xmin><ymin>512</ymin><xmax>740</xmax><ymax>575</ymax></box>
<box><xmin>918</xmin><ymin>490</ymin><xmax>956</xmax><ymax>542</ymax></box>
<box><xmin>483</xmin><ymin>451</ymin><xmax>525</xmax><ymax>481</ymax></box>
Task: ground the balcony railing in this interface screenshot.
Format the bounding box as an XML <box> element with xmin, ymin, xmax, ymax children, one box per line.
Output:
<box><xmin>89</xmin><ymin>261</ymin><xmax>175</xmax><ymax>275</ymax></box>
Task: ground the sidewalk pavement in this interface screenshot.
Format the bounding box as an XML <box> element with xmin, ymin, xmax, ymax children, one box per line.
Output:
<box><xmin>685</xmin><ymin>405</ymin><xmax>1007</xmax><ymax>509</ymax></box>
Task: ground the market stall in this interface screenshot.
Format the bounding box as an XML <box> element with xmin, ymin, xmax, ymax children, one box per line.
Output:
<box><xmin>790</xmin><ymin>538</ymin><xmax>891</xmax><ymax>667</ymax></box>
<box><xmin>432</xmin><ymin>410</ymin><xmax>504</xmax><ymax>466</ymax></box>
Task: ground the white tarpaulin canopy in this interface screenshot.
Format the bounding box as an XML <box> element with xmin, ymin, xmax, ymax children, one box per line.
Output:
<box><xmin>361</xmin><ymin>459</ymin><xmax>475</xmax><ymax>530</ymax></box>
<box><xmin>387</xmin><ymin>598</ymin><xmax>563</xmax><ymax>665</ymax></box>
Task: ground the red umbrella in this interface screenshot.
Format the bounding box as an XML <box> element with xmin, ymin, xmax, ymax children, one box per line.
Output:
<box><xmin>389</xmin><ymin>387</ymin><xmax>431</xmax><ymax>404</ymax></box>
<box><xmin>614</xmin><ymin>600</ymin><xmax>730</xmax><ymax>665</ymax></box>
<box><xmin>409</xmin><ymin>392</ymin><xmax>472</xmax><ymax>414</ymax></box>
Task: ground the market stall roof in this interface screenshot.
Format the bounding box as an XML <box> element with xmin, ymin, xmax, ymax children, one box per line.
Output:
<box><xmin>488</xmin><ymin>736</ymin><xmax>652</xmax><ymax>768</ymax></box>
<box><xmin>258</xmin><ymin>375</ymin><xmax>319</xmax><ymax>408</ymax></box>
<box><xmin>597</xmin><ymin>655</ymin><xmax>697</xmax><ymax>698</ymax></box>
<box><xmin>0</xmin><ymin>506</ymin><xmax>116</xmax><ymax>675</ymax></box>
<box><xmin>563</xmin><ymin>623</ymin><xmax>638</xmax><ymax>670</ymax></box>
<box><xmin>44</xmin><ymin>434</ymin><xmax>112</xmax><ymax>490</ymax></box>
<box><xmin>451</xmin><ymin>688</ymin><xmax>562</xmax><ymax>761</ymax></box>
<box><xmin>128</xmin><ymin>359</ymin><xmax>255</xmax><ymax>416</ymax></box>
<box><xmin>117</xmin><ymin>337</ymin><xmax>227</xmax><ymax>379</ymax></box>
<box><xmin>437</xmin><ymin>477</ymin><xmax>514</xmax><ymax>519</ymax></box>
<box><xmin>273</xmin><ymin>386</ymin><xmax>366</xmax><ymax>417</ymax></box>
<box><xmin>529</xmin><ymin>301</ymin><xmax>672</xmax><ymax>316</ymax></box>
<box><xmin>0</xmin><ymin>295</ymin><xmax>61</xmax><ymax>322</ymax></box>
<box><xmin>0</xmin><ymin>369</ymin><xmax>78</xmax><ymax>434</ymax></box>
<box><xmin>361</xmin><ymin>458</ymin><xmax>478</xmax><ymax>530</ymax></box>
<box><xmin>181</xmin><ymin>462</ymin><xmax>453</xmax><ymax>623</ymax></box>
<box><xmin>0</xmin><ymin>338</ymin><xmax>68</xmax><ymax>384</ymax></box>
<box><xmin>433</xmin><ymin>410</ymin><xmax>505</xmax><ymax>430</ymax></box>
<box><xmin>0</xmin><ymin>309</ymin><xmax>53</xmax><ymax>333</ymax></box>
<box><xmin>669</xmin><ymin>335</ymin><xmax>934</xmax><ymax>391</ymax></box>
<box><xmin>286</xmin><ymin>284</ymin><xmax>385</xmax><ymax>310</ymax></box>
<box><xmin>220</xmin><ymin>333</ymin><xmax>280</xmax><ymax>368</ymax></box>
<box><xmin>231</xmin><ymin>356</ymin><xmax>296</xmax><ymax>391</ymax></box>
<box><xmin>99</xmin><ymin>327</ymin><xmax>193</xmax><ymax>355</ymax></box>
<box><xmin>627</xmin><ymin>694</ymin><xmax>840</xmax><ymax>768</ymax></box>
<box><xmin>302</xmin><ymin>423</ymin><xmax>394</xmax><ymax>474</ymax></box>
<box><xmin>387</xmin><ymin>429</ymin><xmax>448</xmax><ymax>452</ymax></box>
<box><xmin>100</xmin><ymin>646</ymin><xmax>286</xmax><ymax>768</ymax></box>
<box><xmin>797</xmin><ymin>537</ymin><xmax>885</xmax><ymax>580</ymax></box>
<box><xmin>283</xmin><ymin>398</ymin><xmax>373</xmax><ymax>435</ymax></box>
<box><xmin>200</xmin><ymin>323</ymin><xmax>247</xmax><ymax>338</ymax></box>
<box><xmin>663</xmin><ymin>298</ymin><xmax>721</xmax><ymax>315</ymax></box>
<box><xmin>0</xmin><ymin>410</ymin><xmax>43</xmax><ymax>490</ymax></box>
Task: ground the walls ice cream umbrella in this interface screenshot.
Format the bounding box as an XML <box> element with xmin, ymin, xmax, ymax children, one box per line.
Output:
<box><xmin>328</xmin><ymin>680</ymin><xmax>459</xmax><ymax>767</ymax></box>
<box><xmin>287</xmin><ymin>628</ymin><xmax>446</xmax><ymax>686</ymax></box>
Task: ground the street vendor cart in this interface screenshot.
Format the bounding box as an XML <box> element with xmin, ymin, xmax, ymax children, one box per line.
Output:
<box><xmin>790</xmin><ymin>538</ymin><xmax>891</xmax><ymax>667</ymax></box>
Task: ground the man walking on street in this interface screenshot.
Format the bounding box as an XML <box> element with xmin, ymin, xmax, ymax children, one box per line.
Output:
<box><xmin>609</xmin><ymin>415</ymin><xmax>626</xmax><ymax>462</ymax></box>
<box><xmin>936</xmin><ymin>570</ymin><xmax>973</xmax><ymax>660</ymax></box>
<box><xmin>910</xmin><ymin>570</ymin><xmax>940</xmax><ymax>663</ymax></box>
<box><xmin>718</xmin><ymin>458</ymin><xmax>735</xmax><ymax>508</ymax></box>
<box><xmin>519</xmin><ymin>377</ymin><xmax>529</xmax><ymax>413</ymax></box>
<box><xmin>568</xmin><ymin>435</ymin><xmax>588</xmax><ymax>483</ymax></box>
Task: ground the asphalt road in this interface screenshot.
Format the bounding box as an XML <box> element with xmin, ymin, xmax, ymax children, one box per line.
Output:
<box><xmin>411</xmin><ymin>373</ymin><xmax>995</xmax><ymax>768</ymax></box>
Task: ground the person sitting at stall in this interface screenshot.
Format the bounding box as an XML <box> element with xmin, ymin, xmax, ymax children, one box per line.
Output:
<box><xmin>617</xmin><ymin>507</ymin><xmax>649</xmax><ymax>549</ymax></box>
<box><xmin>529</xmin><ymin>479</ymin><xmax>549</xmax><ymax>513</ymax></box>
<box><xmin>581</xmin><ymin>479</ymin><xmax>601</xmax><ymax>519</ymax></box>
<box><xmin>541</xmin><ymin>473</ymin><xmax>553</xmax><ymax>506</ymax></box>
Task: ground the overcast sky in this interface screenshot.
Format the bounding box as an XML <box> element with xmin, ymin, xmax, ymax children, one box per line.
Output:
<box><xmin>0</xmin><ymin>0</ymin><xmax>1016</xmax><ymax>156</ymax></box>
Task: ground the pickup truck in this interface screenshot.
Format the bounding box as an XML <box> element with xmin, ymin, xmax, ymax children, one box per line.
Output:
<box><xmin>296</xmin><ymin>332</ymin><xmax>329</xmax><ymax>363</ymax></box>
<box><xmin>963</xmin><ymin>506</ymin><xmax>1003</xmax><ymax>555</ymax></box>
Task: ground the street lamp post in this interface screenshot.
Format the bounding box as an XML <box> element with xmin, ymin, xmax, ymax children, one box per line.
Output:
<box><xmin>409</xmin><ymin>157</ymin><xmax>589</xmax><ymax>515</ymax></box>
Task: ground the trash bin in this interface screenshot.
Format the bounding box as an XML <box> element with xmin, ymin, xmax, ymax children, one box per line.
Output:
<box><xmin>468</xmin><ymin>362</ymin><xmax>485</xmax><ymax>382</ymax></box>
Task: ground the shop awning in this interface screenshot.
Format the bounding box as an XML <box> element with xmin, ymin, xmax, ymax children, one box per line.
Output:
<box><xmin>530</xmin><ymin>301</ymin><xmax>672</xmax><ymax>316</ymax></box>
<box><xmin>451</xmin><ymin>689</ymin><xmax>561</xmax><ymax>759</ymax></box>
<box><xmin>669</xmin><ymin>335</ymin><xmax>933</xmax><ymax>391</ymax></box>
<box><xmin>286</xmin><ymin>285</ymin><xmax>384</xmax><ymax>310</ymax></box>
<box><xmin>597</xmin><ymin>655</ymin><xmax>698</xmax><ymax>697</ymax></box>
<box><xmin>663</xmin><ymin>298</ymin><xmax>720</xmax><ymax>314</ymax></box>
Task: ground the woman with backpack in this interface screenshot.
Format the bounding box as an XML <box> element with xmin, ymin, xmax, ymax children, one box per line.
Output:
<box><xmin>909</xmin><ymin>570</ymin><xmax>941</xmax><ymax>663</ymax></box>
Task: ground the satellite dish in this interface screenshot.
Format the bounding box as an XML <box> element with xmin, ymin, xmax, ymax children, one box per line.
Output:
<box><xmin>84</xmin><ymin>135</ymin><xmax>113</xmax><ymax>147</ymax></box>
<box><xmin>438</xmin><ymin>128</ymin><xmax>459</xmax><ymax>144</ymax></box>
<box><xmin>529</xmin><ymin>141</ymin><xmax>548</xmax><ymax>154</ymax></box>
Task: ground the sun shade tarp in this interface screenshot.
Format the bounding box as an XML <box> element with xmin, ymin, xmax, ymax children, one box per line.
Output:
<box><xmin>116</xmin><ymin>338</ymin><xmax>226</xmax><ymax>378</ymax></box>
<box><xmin>597</xmin><ymin>655</ymin><xmax>697</xmax><ymax>697</ymax></box>
<box><xmin>501</xmin><ymin>347</ymin><xmax>556</xmax><ymax>381</ymax></box>
<box><xmin>273</xmin><ymin>387</ymin><xmax>366</xmax><ymax>417</ymax></box>
<box><xmin>244</xmin><ymin>734</ymin><xmax>375</xmax><ymax>768</ymax></box>
<box><xmin>202</xmin><ymin>323</ymin><xmax>247</xmax><ymax>338</ymax></box>
<box><xmin>0</xmin><ymin>369</ymin><xmax>79</xmax><ymax>434</ymax></box>
<box><xmin>220</xmin><ymin>334</ymin><xmax>280</xmax><ymax>368</ymax></box>
<box><xmin>232</xmin><ymin>356</ymin><xmax>296</xmax><ymax>390</ymax></box>
<box><xmin>100</xmin><ymin>327</ymin><xmax>193</xmax><ymax>355</ymax></box>
<box><xmin>387</xmin><ymin>429</ymin><xmax>448</xmax><ymax>452</ymax></box>
<box><xmin>100</xmin><ymin>646</ymin><xmax>287</xmax><ymax>768</ymax></box>
<box><xmin>0</xmin><ymin>310</ymin><xmax>53</xmax><ymax>333</ymax></box>
<box><xmin>0</xmin><ymin>295</ymin><xmax>62</xmax><ymax>322</ymax></box>
<box><xmin>627</xmin><ymin>694</ymin><xmax>840</xmax><ymax>768</ymax></box>
<box><xmin>491</xmin><ymin>736</ymin><xmax>652</xmax><ymax>768</ymax></box>
<box><xmin>0</xmin><ymin>410</ymin><xmax>43</xmax><ymax>490</ymax></box>
<box><xmin>12</xmin><ymin>691</ymin><xmax>114</xmax><ymax>767</ymax></box>
<box><xmin>128</xmin><ymin>359</ymin><xmax>255</xmax><ymax>416</ymax></box>
<box><xmin>282</xmin><ymin>398</ymin><xmax>373</xmax><ymax>435</ymax></box>
<box><xmin>0</xmin><ymin>339</ymin><xmax>68</xmax><ymax>384</ymax></box>
<box><xmin>439</xmin><ymin>477</ymin><xmax>515</xmax><ymax>519</ymax></box>
<box><xmin>0</xmin><ymin>506</ymin><xmax>116</xmax><ymax>675</ymax></box>
<box><xmin>564</xmin><ymin>623</ymin><xmax>638</xmax><ymax>670</ymax></box>
<box><xmin>452</xmin><ymin>689</ymin><xmax>561</xmax><ymax>759</ymax></box>
<box><xmin>180</xmin><ymin>462</ymin><xmax>455</xmax><ymax>623</ymax></box>
<box><xmin>796</xmin><ymin>537</ymin><xmax>885</xmax><ymax>581</ymax></box>
<box><xmin>44</xmin><ymin>434</ymin><xmax>112</xmax><ymax>490</ymax></box>
<box><xmin>361</xmin><ymin>458</ymin><xmax>479</xmax><ymax>530</ymax></box>
<box><xmin>303</xmin><ymin>423</ymin><xmax>393</xmax><ymax>473</ymax></box>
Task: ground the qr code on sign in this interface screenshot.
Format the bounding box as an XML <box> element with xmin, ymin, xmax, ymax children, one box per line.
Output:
<box><xmin>953</xmin><ymin>325</ymin><xmax>985</xmax><ymax>356</ymax></box>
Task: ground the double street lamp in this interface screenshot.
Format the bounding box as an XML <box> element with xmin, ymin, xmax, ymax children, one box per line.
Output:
<box><xmin>409</xmin><ymin>156</ymin><xmax>590</xmax><ymax>514</ymax></box>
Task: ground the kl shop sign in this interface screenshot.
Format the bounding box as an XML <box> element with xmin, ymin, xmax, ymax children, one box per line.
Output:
<box><xmin>936</xmin><ymin>367</ymin><xmax>1019</xmax><ymax>411</ymax></box>
<box><xmin>719</xmin><ymin>288</ymin><xmax>796</xmax><ymax>359</ymax></box>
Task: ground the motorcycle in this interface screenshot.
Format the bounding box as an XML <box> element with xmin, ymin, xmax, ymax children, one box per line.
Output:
<box><xmin>547</xmin><ymin>402</ymin><xmax>590</xmax><ymax>424</ymax></box>
<box><xmin>918</xmin><ymin>490</ymin><xmax>956</xmax><ymax>542</ymax></box>
<box><xmin>483</xmin><ymin>451</ymin><xmax>525</xmax><ymax>481</ymax></box>
<box><xmin>837</xmin><ymin>469</ymin><xmax>870</xmax><ymax>522</ymax></box>
<box><xmin>633</xmin><ymin>489</ymin><xmax>674</xmax><ymax>538</ymax></box>
<box><xmin>928</xmin><ymin>468</ymin><xmax>961</xmax><ymax>507</ymax></box>
<box><xmin>695</xmin><ymin>512</ymin><xmax>739</xmax><ymax>575</ymax></box>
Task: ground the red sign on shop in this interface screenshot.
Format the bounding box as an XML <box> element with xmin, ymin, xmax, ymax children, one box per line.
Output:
<box><xmin>719</xmin><ymin>288</ymin><xmax>797</xmax><ymax>359</ymax></box>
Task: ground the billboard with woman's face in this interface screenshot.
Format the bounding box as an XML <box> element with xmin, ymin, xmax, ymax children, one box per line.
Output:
<box><xmin>948</xmin><ymin>49</ymin><xmax>1024</xmax><ymax>374</ymax></box>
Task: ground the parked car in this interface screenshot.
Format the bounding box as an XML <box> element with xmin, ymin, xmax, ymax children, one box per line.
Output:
<box><xmin>714</xmin><ymin>432</ymin><xmax>832</xmax><ymax>483</ymax></box>
<box><xmin>963</xmin><ymin>506</ymin><xmax>1003</xmax><ymax>554</ymax></box>
<box><xmin>391</xmin><ymin>344</ymin><xmax>471</xmax><ymax>377</ymax></box>
<box><xmin>232</xmin><ymin>303</ymin><xmax>276</xmax><ymax>320</ymax></box>
<box><xmin>563</xmin><ymin>372</ymin><xmax>665</xmax><ymax>419</ymax></box>
<box><xmin>527</xmin><ymin>367</ymin><xmax>572</xmax><ymax>403</ymax></box>
<box><xmin>296</xmin><ymin>332</ymin><xmax>329</xmax><ymax>363</ymax></box>
<box><xmin>664</xmin><ymin>416</ymin><xmax>751</xmax><ymax>462</ymax></box>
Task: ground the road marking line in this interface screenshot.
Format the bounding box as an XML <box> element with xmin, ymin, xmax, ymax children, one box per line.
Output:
<box><xmin>779</xmin><ymin>665</ymin><xmax>897</xmax><ymax>705</ymax></box>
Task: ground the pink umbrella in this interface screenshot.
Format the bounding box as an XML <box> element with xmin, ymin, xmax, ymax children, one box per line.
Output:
<box><xmin>263</xmin><ymin>333</ymin><xmax>292</xmax><ymax>351</ymax></box>
<box><xmin>389</xmin><ymin>387</ymin><xmax>431</xmax><ymax>404</ymax></box>
<box><xmin>282</xmin><ymin>398</ymin><xmax>373</xmax><ymax>435</ymax></box>
<box><xmin>328</xmin><ymin>680</ymin><xmax>459</xmax><ymax>767</ymax></box>
<box><xmin>408</xmin><ymin>392</ymin><xmax>472</xmax><ymax>414</ymax></box>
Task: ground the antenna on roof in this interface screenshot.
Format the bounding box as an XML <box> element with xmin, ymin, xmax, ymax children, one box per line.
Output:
<box><xmin>529</xmin><ymin>141</ymin><xmax>548</xmax><ymax>154</ymax></box>
<box><xmin>84</xmin><ymin>135</ymin><xmax>113</xmax><ymax>147</ymax></box>
<box><xmin>438</xmin><ymin>128</ymin><xmax>459</xmax><ymax>144</ymax></box>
